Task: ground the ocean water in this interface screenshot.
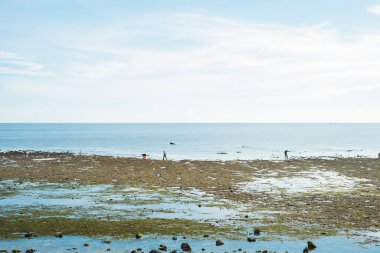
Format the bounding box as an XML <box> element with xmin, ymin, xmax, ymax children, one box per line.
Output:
<box><xmin>0</xmin><ymin>123</ymin><xmax>379</xmax><ymax>160</ymax></box>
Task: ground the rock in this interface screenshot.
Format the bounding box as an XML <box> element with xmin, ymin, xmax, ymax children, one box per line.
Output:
<box><xmin>25</xmin><ymin>250</ymin><xmax>35</xmax><ymax>253</ymax></box>
<box><xmin>131</xmin><ymin>250</ymin><xmax>137</xmax><ymax>253</ymax></box>
<box><xmin>170</xmin><ymin>250</ymin><xmax>177</xmax><ymax>253</ymax></box>
<box><xmin>247</xmin><ymin>237</ymin><xmax>256</xmax><ymax>242</ymax></box>
<box><xmin>198</xmin><ymin>204</ymin><xmax>202</xmax><ymax>207</ymax></box>
<box><xmin>24</xmin><ymin>232</ymin><xmax>34</xmax><ymax>238</ymax></box>
<box><xmin>203</xmin><ymin>234</ymin><xmax>209</xmax><ymax>238</ymax></box>
<box><xmin>135</xmin><ymin>233</ymin><xmax>143</xmax><ymax>239</ymax></box>
<box><xmin>303</xmin><ymin>247</ymin><xmax>308</xmax><ymax>253</ymax></box>
<box><xmin>263</xmin><ymin>250</ymin><xmax>268</xmax><ymax>253</ymax></box>
<box><xmin>244</xmin><ymin>215</ymin><xmax>248</xmax><ymax>218</ymax></box>
<box><xmin>201</xmin><ymin>248</ymin><xmax>205</xmax><ymax>251</ymax></box>
<box><xmin>103</xmin><ymin>239</ymin><xmax>111</xmax><ymax>244</ymax></box>
<box><xmin>0</xmin><ymin>250</ymin><xmax>8</xmax><ymax>253</ymax></box>
<box><xmin>172</xmin><ymin>236</ymin><xmax>177</xmax><ymax>240</ymax></box>
<box><xmin>253</xmin><ymin>229</ymin><xmax>261</xmax><ymax>236</ymax></box>
<box><xmin>84</xmin><ymin>243</ymin><xmax>90</xmax><ymax>247</ymax></box>
<box><xmin>159</xmin><ymin>245</ymin><xmax>167</xmax><ymax>251</ymax></box>
<box><xmin>137</xmin><ymin>248</ymin><xmax>142</xmax><ymax>251</ymax></box>
<box><xmin>307</xmin><ymin>241</ymin><xmax>317</xmax><ymax>250</ymax></box>
<box><xmin>107</xmin><ymin>249</ymin><xmax>111</xmax><ymax>251</ymax></box>
<box><xmin>11</xmin><ymin>250</ymin><xmax>21</xmax><ymax>253</ymax></box>
<box><xmin>181</xmin><ymin>243</ymin><xmax>192</xmax><ymax>251</ymax></box>
<box><xmin>55</xmin><ymin>232</ymin><xmax>63</xmax><ymax>238</ymax></box>
<box><xmin>149</xmin><ymin>250</ymin><xmax>160</xmax><ymax>253</ymax></box>
<box><xmin>216</xmin><ymin>240</ymin><xmax>224</xmax><ymax>246</ymax></box>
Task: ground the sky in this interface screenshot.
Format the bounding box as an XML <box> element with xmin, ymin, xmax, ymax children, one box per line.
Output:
<box><xmin>1</xmin><ymin>0</ymin><xmax>380</xmax><ymax>123</ymax></box>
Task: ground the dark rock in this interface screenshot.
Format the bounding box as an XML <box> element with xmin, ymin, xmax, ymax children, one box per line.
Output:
<box><xmin>203</xmin><ymin>234</ymin><xmax>209</xmax><ymax>238</ymax></box>
<box><xmin>198</xmin><ymin>204</ymin><xmax>202</xmax><ymax>207</ymax></box>
<box><xmin>25</xmin><ymin>250</ymin><xmax>35</xmax><ymax>253</ymax></box>
<box><xmin>262</xmin><ymin>251</ymin><xmax>268</xmax><ymax>253</ymax></box>
<box><xmin>135</xmin><ymin>233</ymin><xmax>143</xmax><ymax>239</ymax></box>
<box><xmin>149</xmin><ymin>250</ymin><xmax>160</xmax><ymax>253</ymax></box>
<box><xmin>170</xmin><ymin>250</ymin><xmax>177</xmax><ymax>253</ymax></box>
<box><xmin>244</xmin><ymin>215</ymin><xmax>248</xmax><ymax>218</ymax></box>
<box><xmin>303</xmin><ymin>247</ymin><xmax>308</xmax><ymax>253</ymax></box>
<box><xmin>131</xmin><ymin>251</ymin><xmax>137</xmax><ymax>253</ymax></box>
<box><xmin>172</xmin><ymin>236</ymin><xmax>177</xmax><ymax>240</ymax></box>
<box><xmin>253</xmin><ymin>229</ymin><xmax>261</xmax><ymax>236</ymax></box>
<box><xmin>201</xmin><ymin>248</ymin><xmax>205</xmax><ymax>251</ymax></box>
<box><xmin>84</xmin><ymin>243</ymin><xmax>90</xmax><ymax>247</ymax></box>
<box><xmin>181</xmin><ymin>243</ymin><xmax>192</xmax><ymax>251</ymax></box>
<box><xmin>55</xmin><ymin>232</ymin><xmax>63</xmax><ymax>238</ymax></box>
<box><xmin>307</xmin><ymin>241</ymin><xmax>317</xmax><ymax>250</ymax></box>
<box><xmin>159</xmin><ymin>245</ymin><xmax>167</xmax><ymax>251</ymax></box>
<box><xmin>216</xmin><ymin>240</ymin><xmax>224</xmax><ymax>246</ymax></box>
<box><xmin>137</xmin><ymin>248</ymin><xmax>142</xmax><ymax>251</ymax></box>
<box><xmin>247</xmin><ymin>237</ymin><xmax>256</xmax><ymax>242</ymax></box>
<box><xmin>11</xmin><ymin>250</ymin><xmax>21</xmax><ymax>253</ymax></box>
<box><xmin>24</xmin><ymin>232</ymin><xmax>34</xmax><ymax>238</ymax></box>
<box><xmin>107</xmin><ymin>249</ymin><xmax>111</xmax><ymax>252</ymax></box>
<box><xmin>103</xmin><ymin>239</ymin><xmax>111</xmax><ymax>244</ymax></box>
<box><xmin>238</xmin><ymin>249</ymin><xmax>242</xmax><ymax>251</ymax></box>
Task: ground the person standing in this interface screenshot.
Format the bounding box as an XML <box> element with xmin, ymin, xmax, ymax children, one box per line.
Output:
<box><xmin>284</xmin><ymin>150</ymin><xmax>289</xmax><ymax>160</ymax></box>
<box><xmin>163</xmin><ymin>150</ymin><xmax>167</xmax><ymax>160</ymax></box>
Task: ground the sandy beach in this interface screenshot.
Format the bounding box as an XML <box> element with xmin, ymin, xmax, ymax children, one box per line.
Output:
<box><xmin>0</xmin><ymin>150</ymin><xmax>379</xmax><ymax>252</ymax></box>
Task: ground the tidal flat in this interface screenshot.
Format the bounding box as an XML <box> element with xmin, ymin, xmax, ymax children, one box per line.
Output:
<box><xmin>0</xmin><ymin>151</ymin><xmax>379</xmax><ymax>252</ymax></box>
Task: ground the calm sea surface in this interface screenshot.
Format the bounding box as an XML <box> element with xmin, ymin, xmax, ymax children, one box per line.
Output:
<box><xmin>0</xmin><ymin>123</ymin><xmax>379</xmax><ymax>160</ymax></box>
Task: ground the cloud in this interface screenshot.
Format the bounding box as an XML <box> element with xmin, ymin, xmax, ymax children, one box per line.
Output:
<box><xmin>368</xmin><ymin>5</ymin><xmax>380</xmax><ymax>15</ymax></box>
<box><xmin>0</xmin><ymin>51</ymin><xmax>54</xmax><ymax>76</ymax></box>
<box><xmin>2</xmin><ymin>13</ymin><xmax>380</xmax><ymax>122</ymax></box>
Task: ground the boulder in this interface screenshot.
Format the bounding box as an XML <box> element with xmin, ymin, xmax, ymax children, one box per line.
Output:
<box><xmin>135</xmin><ymin>233</ymin><xmax>143</xmax><ymax>239</ymax></box>
<box><xmin>253</xmin><ymin>229</ymin><xmax>261</xmax><ymax>236</ymax></box>
<box><xmin>181</xmin><ymin>243</ymin><xmax>192</xmax><ymax>252</ymax></box>
<box><xmin>216</xmin><ymin>240</ymin><xmax>224</xmax><ymax>246</ymax></box>
<box><xmin>307</xmin><ymin>241</ymin><xmax>317</xmax><ymax>250</ymax></box>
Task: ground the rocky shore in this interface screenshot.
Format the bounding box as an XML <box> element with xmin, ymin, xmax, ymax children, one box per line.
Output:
<box><xmin>0</xmin><ymin>151</ymin><xmax>379</xmax><ymax>252</ymax></box>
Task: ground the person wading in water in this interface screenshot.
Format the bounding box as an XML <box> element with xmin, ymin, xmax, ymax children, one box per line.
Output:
<box><xmin>163</xmin><ymin>150</ymin><xmax>167</xmax><ymax>160</ymax></box>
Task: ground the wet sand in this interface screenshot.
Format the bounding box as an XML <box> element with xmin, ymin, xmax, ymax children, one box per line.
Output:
<box><xmin>0</xmin><ymin>151</ymin><xmax>379</xmax><ymax>244</ymax></box>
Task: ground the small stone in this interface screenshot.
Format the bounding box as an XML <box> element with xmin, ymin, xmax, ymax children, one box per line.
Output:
<box><xmin>55</xmin><ymin>232</ymin><xmax>63</xmax><ymax>238</ymax></box>
<box><xmin>131</xmin><ymin>250</ymin><xmax>137</xmax><ymax>253</ymax></box>
<box><xmin>107</xmin><ymin>249</ymin><xmax>111</xmax><ymax>251</ymax></box>
<box><xmin>216</xmin><ymin>240</ymin><xmax>224</xmax><ymax>246</ymax></box>
<box><xmin>203</xmin><ymin>234</ymin><xmax>209</xmax><ymax>238</ymax></box>
<box><xmin>181</xmin><ymin>243</ymin><xmax>192</xmax><ymax>252</ymax></box>
<box><xmin>247</xmin><ymin>237</ymin><xmax>256</xmax><ymax>242</ymax></box>
<box><xmin>172</xmin><ymin>236</ymin><xmax>177</xmax><ymax>240</ymax></box>
<box><xmin>84</xmin><ymin>243</ymin><xmax>90</xmax><ymax>247</ymax></box>
<box><xmin>159</xmin><ymin>245</ymin><xmax>167</xmax><ymax>251</ymax></box>
<box><xmin>149</xmin><ymin>250</ymin><xmax>160</xmax><ymax>253</ymax></box>
<box><xmin>103</xmin><ymin>239</ymin><xmax>111</xmax><ymax>244</ymax></box>
<box><xmin>170</xmin><ymin>250</ymin><xmax>177</xmax><ymax>253</ymax></box>
<box><xmin>12</xmin><ymin>250</ymin><xmax>21</xmax><ymax>253</ymax></box>
<box><xmin>0</xmin><ymin>250</ymin><xmax>8</xmax><ymax>253</ymax></box>
<box><xmin>25</xmin><ymin>250</ymin><xmax>35</xmax><ymax>253</ymax></box>
<box><xmin>303</xmin><ymin>247</ymin><xmax>308</xmax><ymax>253</ymax></box>
<box><xmin>253</xmin><ymin>229</ymin><xmax>261</xmax><ymax>236</ymax></box>
<box><xmin>244</xmin><ymin>215</ymin><xmax>248</xmax><ymax>218</ymax></box>
<box><xmin>135</xmin><ymin>233</ymin><xmax>143</xmax><ymax>239</ymax></box>
<box><xmin>24</xmin><ymin>232</ymin><xmax>34</xmax><ymax>238</ymax></box>
<box><xmin>307</xmin><ymin>241</ymin><xmax>317</xmax><ymax>250</ymax></box>
<box><xmin>137</xmin><ymin>248</ymin><xmax>142</xmax><ymax>251</ymax></box>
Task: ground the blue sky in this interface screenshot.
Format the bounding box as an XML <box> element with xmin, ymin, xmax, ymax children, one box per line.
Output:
<box><xmin>1</xmin><ymin>0</ymin><xmax>380</xmax><ymax>122</ymax></box>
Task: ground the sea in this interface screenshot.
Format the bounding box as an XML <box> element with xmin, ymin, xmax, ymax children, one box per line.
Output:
<box><xmin>0</xmin><ymin>123</ymin><xmax>379</xmax><ymax>160</ymax></box>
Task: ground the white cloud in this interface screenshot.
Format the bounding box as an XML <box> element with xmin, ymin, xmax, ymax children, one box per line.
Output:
<box><xmin>368</xmin><ymin>5</ymin><xmax>380</xmax><ymax>15</ymax></box>
<box><xmin>0</xmin><ymin>51</ymin><xmax>53</xmax><ymax>76</ymax></box>
<box><xmin>2</xmin><ymin>13</ymin><xmax>380</xmax><ymax>122</ymax></box>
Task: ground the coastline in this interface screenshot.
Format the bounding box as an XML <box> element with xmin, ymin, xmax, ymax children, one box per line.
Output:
<box><xmin>1</xmin><ymin>150</ymin><xmax>379</xmax><ymax>251</ymax></box>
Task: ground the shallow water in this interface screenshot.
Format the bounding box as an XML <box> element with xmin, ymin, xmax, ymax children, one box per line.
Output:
<box><xmin>0</xmin><ymin>181</ymin><xmax>239</xmax><ymax>221</ymax></box>
<box><xmin>0</xmin><ymin>235</ymin><xmax>378</xmax><ymax>253</ymax></box>
<box><xmin>1</xmin><ymin>123</ymin><xmax>380</xmax><ymax>160</ymax></box>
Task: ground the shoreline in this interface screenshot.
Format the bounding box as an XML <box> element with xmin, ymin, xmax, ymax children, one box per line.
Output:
<box><xmin>1</xmin><ymin>150</ymin><xmax>379</xmax><ymax>248</ymax></box>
